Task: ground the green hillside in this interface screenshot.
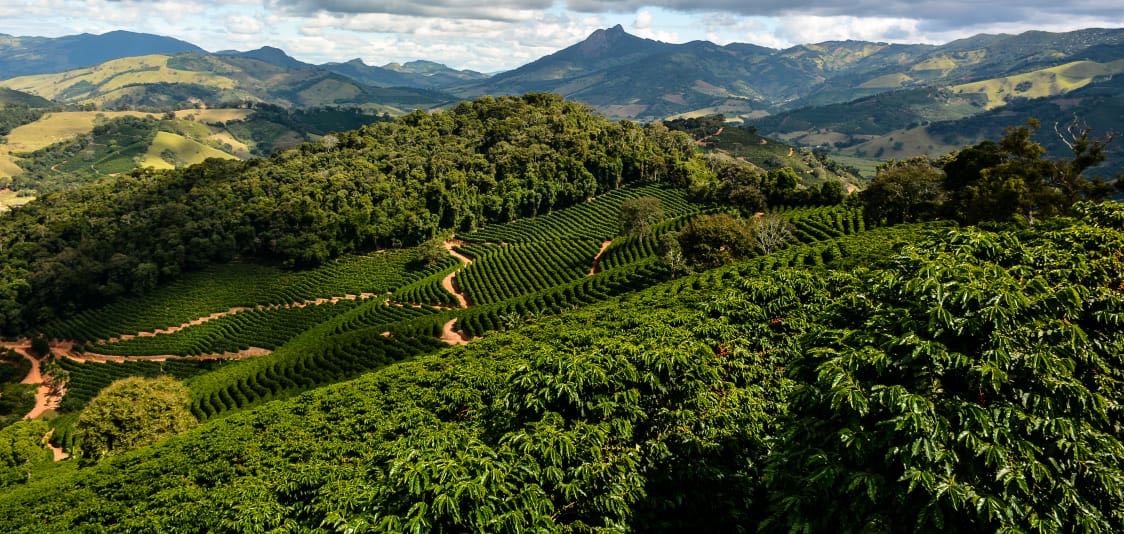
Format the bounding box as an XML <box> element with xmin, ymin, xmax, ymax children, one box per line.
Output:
<box><xmin>1</xmin><ymin>202</ymin><xmax>1121</xmax><ymax>531</ymax></box>
<box><xmin>0</xmin><ymin>53</ymin><xmax>453</xmax><ymax>112</ymax></box>
<box><xmin>843</xmin><ymin>76</ymin><xmax>1124</xmax><ymax>175</ymax></box>
<box><xmin>749</xmin><ymin>87</ymin><xmax>988</xmax><ymax>147</ymax></box>
<box><xmin>0</xmin><ymin>94</ymin><xmax>1122</xmax><ymax>532</ymax></box>
<box><xmin>664</xmin><ymin>115</ymin><xmax>865</xmax><ymax>188</ymax></box>
<box><xmin>0</xmin><ymin>106</ymin><xmax>386</xmax><ymax>194</ymax></box>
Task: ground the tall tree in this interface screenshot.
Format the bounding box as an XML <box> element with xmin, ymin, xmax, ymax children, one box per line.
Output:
<box><xmin>861</xmin><ymin>159</ymin><xmax>946</xmax><ymax>224</ymax></box>
<box><xmin>76</xmin><ymin>376</ymin><xmax>196</xmax><ymax>462</ymax></box>
<box><xmin>618</xmin><ymin>197</ymin><xmax>664</xmax><ymax>238</ymax></box>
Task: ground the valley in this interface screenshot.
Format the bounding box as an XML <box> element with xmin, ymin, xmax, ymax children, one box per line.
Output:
<box><xmin>0</xmin><ymin>19</ymin><xmax>1121</xmax><ymax>533</ymax></box>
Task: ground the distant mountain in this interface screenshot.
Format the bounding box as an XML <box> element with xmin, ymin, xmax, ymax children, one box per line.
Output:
<box><xmin>468</xmin><ymin>25</ymin><xmax>671</xmax><ymax>92</ymax></box>
<box><xmin>216</xmin><ymin>46</ymin><xmax>311</xmax><ymax>70</ymax></box>
<box><xmin>0</xmin><ymin>53</ymin><xmax>455</xmax><ymax>112</ymax></box>
<box><xmin>323</xmin><ymin>58</ymin><xmax>487</xmax><ymax>90</ymax></box>
<box><xmin>463</xmin><ymin>26</ymin><xmax>1124</xmax><ymax>121</ymax></box>
<box><xmin>0</xmin><ymin>30</ymin><xmax>205</xmax><ymax>78</ymax></box>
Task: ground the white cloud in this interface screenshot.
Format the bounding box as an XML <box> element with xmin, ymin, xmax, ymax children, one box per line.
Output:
<box><xmin>633</xmin><ymin>9</ymin><xmax>652</xmax><ymax>30</ymax></box>
<box><xmin>226</xmin><ymin>14</ymin><xmax>263</xmax><ymax>35</ymax></box>
<box><xmin>0</xmin><ymin>0</ymin><xmax>1121</xmax><ymax>72</ymax></box>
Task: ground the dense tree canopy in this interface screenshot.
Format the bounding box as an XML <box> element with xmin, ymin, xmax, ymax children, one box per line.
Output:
<box><xmin>676</xmin><ymin>213</ymin><xmax>755</xmax><ymax>268</ymax></box>
<box><xmin>618</xmin><ymin>196</ymin><xmax>664</xmax><ymax>238</ymax></box>
<box><xmin>76</xmin><ymin>376</ymin><xmax>196</xmax><ymax>462</ymax></box>
<box><xmin>0</xmin><ymin>94</ymin><xmax>699</xmax><ymax>334</ymax></box>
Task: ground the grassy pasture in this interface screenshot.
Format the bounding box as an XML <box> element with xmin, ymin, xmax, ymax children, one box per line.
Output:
<box><xmin>0</xmin><ymin>55</ymin><xmax>237</xmax><ymax>103</ymax></box>
<box><xmin>140</xmin><ymin>131</ymin><xmax>237</xmax><ymax>170</ymax></box>
<box><xmin>0</xmin><ymin>188</ymin><xmax>33</xmax><ymax>211</ymax></box>
<box><xmin>4</xmin><ymin>111</ymin><xmax>149</xmax><ymax>153</ymax></box>
<box><xmin>952</xmin><ymin>59</ymin><xmax>1124</xmax><ymax>109</ymax></box>
<box><xmin>174</xmin><ymin>108</ymin><xmax>254</xmax><ymax>124</ymax></box>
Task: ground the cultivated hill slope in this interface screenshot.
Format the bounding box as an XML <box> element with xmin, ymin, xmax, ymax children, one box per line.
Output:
<box><xmin>0</xmin><ymin>94</ymin><xmax>702</xmax><ymax>334</ymax></box>
<box><xmin>0</xmin><ymin>92</ymin><xmax>1121</xmax><ymax>531</ymax></box>
<box><xmin>0</xmin><ymin>203</ymin><xmax>1121</xmax><ymax>531</ymax></box>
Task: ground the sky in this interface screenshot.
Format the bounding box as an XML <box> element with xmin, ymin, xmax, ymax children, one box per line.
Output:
<box><xmin>0</xmin><ymin>0</ymin><xmax>1122</xmax><ymax>72</ymax></box>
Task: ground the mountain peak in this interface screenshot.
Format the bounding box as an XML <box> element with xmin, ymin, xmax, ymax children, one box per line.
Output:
<box><xmin>574</xmin><ymin>24</ymin><xmax>648</xmax><ymax>57</ymax></box>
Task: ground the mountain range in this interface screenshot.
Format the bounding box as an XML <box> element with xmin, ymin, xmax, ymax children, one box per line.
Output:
<box><xmin>5</xmin><ymin>26</ymin><xmax>1124</xmax><ymax>118</ymax></box>
<box><xmin>1</xmin><ymin>26</ymin><xmax>1122</xmax><ymax>174</ymax></box>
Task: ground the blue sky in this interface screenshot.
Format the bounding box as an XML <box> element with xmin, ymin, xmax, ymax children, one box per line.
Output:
<box><xmin>0</xmin><ymin>0</ymin><xmax>1121</xmax><ymax>71</ymax></box>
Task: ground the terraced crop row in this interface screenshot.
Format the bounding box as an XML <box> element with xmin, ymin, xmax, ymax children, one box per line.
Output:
<box><xmin>462</xmin><ymin>184</ymin><xmax>694</xmax><ymax>243</ymax></box>
<box><xmin>55</xmin><ymin>357</ymin><xmax>224</xmax><ymax>413</ymax></box>
<box><xmin>456</xmin><ymin>258</ymin><xmax>671</xmax><ymax>338</ymax></box>
<box><xmin>784</xmin><ymin>205</ymin><xmax>866</xmax><ymax>243</ymax></box>
<box><xmin>457</xmin><ymin>239</ymin><xmax>601</xmax><ymax>305</ymax></box>
<box><xmin>188</xmin><ymin>329</ymin><xmax>444</xmax><ymax>420</ymax></box>
<box><xmin>87</xmin><ymin>300</ymin><xmax>366</xmax><ymax>357</ymax></box>
<box><xmin>392</xmin><ymin>267</ymin><xmax>459</xmax><ymax>307</ymax></box>
<box><xmin>42</xmin><ymin>248</ymin><xmax>452</xmax><ymax>342</ymax></box>
<box><xmin>659</xmin><ymin>222</ymin><xmax>945</xmax><ymax>297</ymax></box>
<box><xmin>325</xmin><ymin>302</ymin><xmax>442</xmax><ymax>336</ymax></box>
<box><xmin>598</xmin><ymin>211</ymin><xmax>706</xmax><ymax>271</ymax></box>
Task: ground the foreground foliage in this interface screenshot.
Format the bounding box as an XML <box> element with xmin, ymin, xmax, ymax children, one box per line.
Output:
<box><xmin>0</xmin><ymin>203</ymin><xmax>1119</xmax><ymax>531</ymax></box>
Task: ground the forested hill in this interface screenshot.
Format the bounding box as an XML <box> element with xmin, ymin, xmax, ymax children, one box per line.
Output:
<box><xmin>0</xmin><ymin>94</ymin><xmax>699</xmax><ymax>333</ymax></box>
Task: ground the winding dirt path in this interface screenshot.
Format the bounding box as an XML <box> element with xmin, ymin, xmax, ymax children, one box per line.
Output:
<box><xmin>589</xmin><ymin>240</ymin><xmax>613</xmax><ymax>276</ymax></box>
<box><xmin>697</xmin><ymin>127</ymin><xmax>724</xmax><ymax>146</ymax></box>
<box><xmin>442</xmin><ymin>240</ymin><xmax>473</xmax><ymax>309</ymax></box>
<box><xmin>44</xmin><ymin>430</ymin><xmax>68</xmax><ymax>462</ymax></box>
<box><xmin>97</xmin><ymin>292</ymin><xmax>381</xmax><ymax>345</ymax></box>
<box><xmin>57</xmin><ymin>345</ymin><xmax>271</xmax><ymax>364</ymax></box>
<box><xmin>440</xmin><ymin>319</ymin><xmax>470</xmax><ymax>346</ymax></box>
<box><xmin>1</xmin><ymin>342</ymin><xmax>62</xmax><ymax>421</ymax></box>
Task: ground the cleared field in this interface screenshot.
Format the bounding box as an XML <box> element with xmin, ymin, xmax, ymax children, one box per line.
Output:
<box><xmin>911</xmin><ymin>56</ymin><xmax>957</xmax><ymax>72</ymax></box>
<box><xmin>828</xmin><ymin>154</ymin><xmax>881</xmax><ymax>179</ymax></box>
<box><xmin>952</xmin><ymin>59</ymin><xmax>1124</xmax><ymax>109</ymax></box>
<box><xmin>174</xmin><ymin>108</ymin><xmax>254</xmax><ymax>124</ymax></box>
<box><xmin>0</xmin><ymin>148</ymin><xmax>21</xmax><ymax>178</ymax></box>
<box><xmin>859</xmin><ymin>72</ymin><xmax>914</xmax><ymax>89</ymax></box>
<box><xmin>842</xmin><ymin>125</ymin><xmax>961</xmax><ymax>161</ymax></box>
<box><xmin>207</xmin><ymin>131</ymin><xmax>250</xmax><ymax>154</ymax></box>
<box><xmin>0</xmin><ymin>188</ymin><xmax>34</xmax><ymax>211</ymax></box>
<box><xmin>140</xmin><ymin>131</ymin><xmax>238</xmax><ymax>170</ymax></box>
<box><xmin>4</xmin><ymin>111</ymin><xmax>148</xmax><ymax>153</ymax></box>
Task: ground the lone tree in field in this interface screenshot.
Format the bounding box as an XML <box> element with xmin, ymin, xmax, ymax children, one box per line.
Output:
<box><xmin>416</xmin><ymin>237</ymin><xmax>448</xmax><ymax>268</ymax></box>
<box><xmin>619</xmin><ymin>197</ymin><xmax>664</xmax><ymax>239</ymax></box>
<box><xmin>676</xmin><ymin>213</ymin><xmax>754</xmax><ymax>268</ymax></box>
<box><xmin>861</xmin><ymin>158</ymin><xmax>946</xmax><ymax>224</ymax></box>
<box><xmin>76</xmin><ymin>376</ymin><xmax>196</xmax><ymax>462</ymax></box>
<box><xmin>750</xmin><ymin>213</ymin><xmax>794</xmax><ymax>254</ymax></box>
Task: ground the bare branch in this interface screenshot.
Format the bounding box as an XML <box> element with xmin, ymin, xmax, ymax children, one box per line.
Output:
<box><xmin>1054</xmin><ymin>121</ymin><xmax>1075</xmax><ymax>150</ymax></box>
